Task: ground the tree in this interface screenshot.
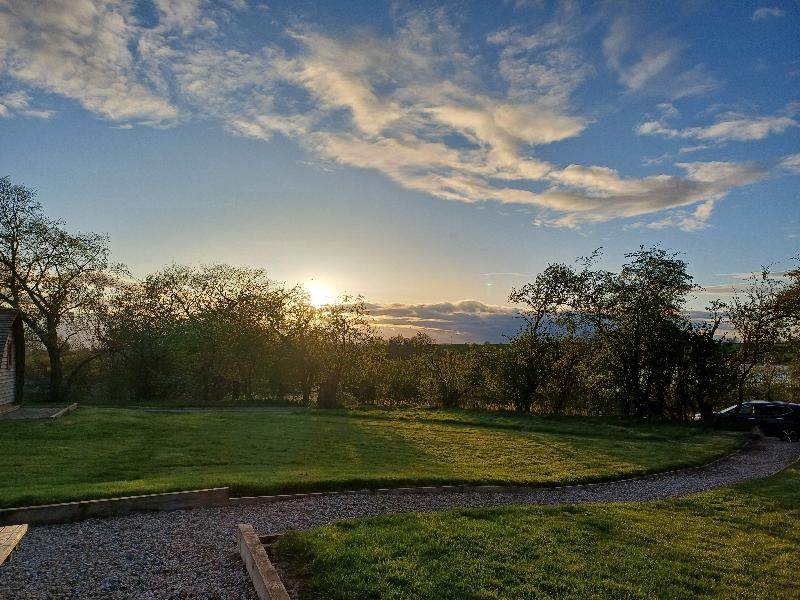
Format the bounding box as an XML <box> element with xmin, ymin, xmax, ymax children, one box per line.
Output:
<box><xmin>102</xmin><ymin>263</ymin><xmax>299</xmax><ymax>403</ymax></box>
<box><xmin>513</xmin><ymin>246</ymin><xmax>715</xmax><ymax>419</ymax></box>
<box><xmin>725</xmin><ymin>267</ymin><xmax>792</xmax><ymax>406</ymax></box>
<box><xmin>571</xmin><ymin>246</ymin><xmax>697</xmax><ymax>418</ymax></box>
<box><xmin>505</xmin><ymin>262</ymin><xmax>580</xmax><ymax>412</ymax></box>
<box><xmin>672</xmin><ymin>301</ymin><xmax>734</xmax><ymax>421</ymax></box>
<box><xmin>424</xmin><ymin>345</ymin><xmax>485</xmax><ymax>409</ymax></box>
<box><xmin>0</xmin><ymin>177</ymin><xmax>118</xmax><ymax>402</ymax></box>
<box><xmin>776</xmin><ymin>257</ymin><xmax>800</xmax><ymax>334</ymax></box>
<box><xmin>382</xmin><ymin>333</ymin><xmax>432</xmax><ymax>405</ymax></box>
<box><xmin>316</xmin><ymin>296</ymin><xmax>373</xmax><ymax>408</ymax></box>
<box><xmin>281</xmin><ymin>297</ymin><xmax>323</xmax><ymax>406</ymax></box>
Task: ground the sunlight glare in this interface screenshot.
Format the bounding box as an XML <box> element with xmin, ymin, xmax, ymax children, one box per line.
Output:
<box><xmin>306</xmin><ymin>279</ymin><xmax>336</xmax><ymax>307</ymax></box>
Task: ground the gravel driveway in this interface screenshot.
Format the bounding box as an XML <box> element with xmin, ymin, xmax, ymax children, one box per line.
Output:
<box><xmin>2</xmin><ymin>438</ymin><xmax>798</xmax><ymax>600</ymax></box>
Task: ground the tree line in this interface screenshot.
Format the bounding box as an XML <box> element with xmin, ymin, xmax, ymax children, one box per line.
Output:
<box><xmin>2</xmin><ymin>177</ymin><xmax>798</xmax><ymax>419</ymax></box>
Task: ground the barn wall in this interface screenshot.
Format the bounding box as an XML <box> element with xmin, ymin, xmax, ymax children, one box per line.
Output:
<box><xmin>0</xmin><ymin>340</ymin><xmax>16</xmax><ymax>405</ymax></box>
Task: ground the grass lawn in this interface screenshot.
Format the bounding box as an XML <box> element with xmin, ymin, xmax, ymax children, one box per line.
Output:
<box><xmin>0</xmin><ymin>406</ymin><xmax>743</xmax><ymax>508</ymax></box>
<box><xmin>277</xmin><ymin>459</ymin><xmax>800</xmax><ymax>600</ymax></box>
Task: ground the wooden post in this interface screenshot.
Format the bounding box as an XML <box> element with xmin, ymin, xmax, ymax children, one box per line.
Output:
<box><xmin>237</xmin><ymin>524</ymin><xmax>291</xmax><ymax>600</ymax></box>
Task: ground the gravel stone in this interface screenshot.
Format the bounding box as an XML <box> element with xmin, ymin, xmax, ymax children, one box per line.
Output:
<box><xmin>1</xmin><ymin>438</ymin><xmax>797</xmax><ymax>600</ymax></box>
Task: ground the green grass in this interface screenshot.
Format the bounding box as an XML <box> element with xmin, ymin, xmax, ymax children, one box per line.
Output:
<box><xmin>277</xmin><ymin>460</ymin><xmax>800</xmax><ymax>600</ymax></box>
<box><xmin>0</xmin><ymin>406</ymin><xmax>742</xmax><ymax>508</ymax></box>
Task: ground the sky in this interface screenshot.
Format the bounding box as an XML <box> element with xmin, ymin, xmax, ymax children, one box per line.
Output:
<box><xmin>0</xmin><ymin>0</ymin><xmax>798</xmax><ymax>341</ymax></box>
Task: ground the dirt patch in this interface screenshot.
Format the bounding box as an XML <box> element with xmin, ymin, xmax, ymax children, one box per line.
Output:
<box><xmin>267</xmin><ymin>542</ymin><xmax>305</xmax><ymax>600</ymax></box>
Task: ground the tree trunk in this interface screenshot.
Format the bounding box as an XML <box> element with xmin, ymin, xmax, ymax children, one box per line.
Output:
<box><xmin>317</xmin><ymin>371</ymin><xmax>340</xmax><ymax>408</ymax></box>
<box><xmin>46</xmin><ymin>343</ymin><xmax>63</xmax><ymax>403</ymax></box>
<box><xmin>737</xmin><ymin>364</ymin><xmax>753</xmax><ymax>407</ymax></box>
<box><xmin>301</xmin><ymin>357</ymin><xmax>313</xmax><ymax>405</ymax></box>
<box><xmin>62</xmin><ymin>350</ymin><xmax>105</xmax><ymax>401</ymax></box>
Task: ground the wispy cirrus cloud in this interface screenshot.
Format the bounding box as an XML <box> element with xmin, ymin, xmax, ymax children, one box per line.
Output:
<box><xmin>603</xmin><ymin>16</ymin><xmax>719</xmax><ymax>99</ymax></box>
<box><xmin>778</xmin><ymin>153</ymin><xmax>800</xmax><ymax>173</ymax></box>
<box><xmin>637</xmin><ymin>102</ymin><xmax>799</xmax><ymax>143</ymax></box>
<box><xmin>546</xmin><ymin>159</ymin><xmax>767</xmax><ymax>230</ymax></box>
<box><xmin>752</xmin><ymin>6</ymin><xmax>786</xmax><ymax>20</ymax></box>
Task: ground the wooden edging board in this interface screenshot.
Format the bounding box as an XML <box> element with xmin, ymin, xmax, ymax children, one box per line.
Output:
<box><xmin>51</xmin><ymin>403</ymin><xmax>78</xmax><ymax>419</ymax></box>
<box><xmin>0</xmin><ymin>488</ymin><xmax>230</xmax><ymax>526</ymax></box>
<box><xmin>0</xmin><ymin>524</ymin><xmax>27</xmax><ymax>565</ymax></box>
<box><xmin>0</xmin><ymin>404</ymin><xmax>19</xmax><ymax>416</ymax></box>
<box><xmin>238</xmin><ymin>524</ymin><xmax>291</xmax><ymax>600</ymax></box>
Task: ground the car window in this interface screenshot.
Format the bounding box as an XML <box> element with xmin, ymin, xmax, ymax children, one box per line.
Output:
<box><xmin>738</xmin><ymin>405</ymin><xmax>756</xmax><ymax>415</ymax></box>
<box><xmin>757</xmin><ymin>405</ymin><xmax>790</xmax><ymax>416</ymax></box>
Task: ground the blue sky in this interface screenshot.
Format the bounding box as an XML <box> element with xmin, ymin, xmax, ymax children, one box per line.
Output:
<box><xmin>0</xmin><ymin>0</ymin><xmax>798</xmax><ymax>340</ymax></box>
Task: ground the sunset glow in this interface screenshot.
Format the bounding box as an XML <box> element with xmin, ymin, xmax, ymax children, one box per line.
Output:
<box><xmin>306</xmin><ymin>280</ymin><xmax>336</xmax><ymax>308</ymax></box>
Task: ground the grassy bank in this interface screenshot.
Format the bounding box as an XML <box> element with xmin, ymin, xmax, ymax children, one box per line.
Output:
<box><xmin>278</xmin><ymin>458</ymin><xmax>800</xmax><ymax>599</ymax></box>
<box><xmin>0</xmin><ymin>406</ymin><xmax>742</xmax><ymax>507</ymax></box>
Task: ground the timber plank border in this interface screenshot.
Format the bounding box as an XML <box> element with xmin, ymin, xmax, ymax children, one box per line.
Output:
<box><xmin>238</xmin><ymin>524</ymin><xmax>291</xmax><ymax>600</ymax></box>
<box><xmin>0</xmin><ymin>404</ymin><xmax>19</xmax><ymax>416</ymax></box>
<box><xmin>0</xmin><ymin>488</ymin><xmax>230</xmax><ymax>526</ymax></box>
<box><xmin>0</xmin><ymin>523</ymin><xmax>27</xmax><ymax>565</ymax></box>
<box><xmin>50</xmin><ymin>403</ymin><xmax>78</xmax><ymax>419</ymax></box>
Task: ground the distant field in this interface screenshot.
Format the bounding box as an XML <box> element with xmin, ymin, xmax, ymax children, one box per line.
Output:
<box><xmin>278</xmin><ymin>461</ymin><xmax>800</xmax><ymax>600</ymax></box>
<box><xmin>0</xmin><ymin>406</ymin><xmax>743</xmax><ymax>507</ymax></box>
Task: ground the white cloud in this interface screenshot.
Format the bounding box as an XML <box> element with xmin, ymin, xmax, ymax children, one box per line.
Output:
<box><xmin>752</xmin><ymin>7</ymin><xmax>786</xmax><ymax>20</ymax></box>
<box><xmin>779</xmin><ymin>153</ymin><xmax>800</xmax><ymax>173</ymax></box>
<box><xmin>692</xmin><ymin>115</ymin><xmax>797</xmax><ymax>141</ymax></box>
<box><xmin>603</xmin><ymin>16</ymin><xmax>719</xmax><ymax>99</ymax></box>
<box><xmin>657</xmin><ymin>102</ymin><xmax>679</xmax><ymax>119</ymax></box>
<box><xmin>0</xmin><ymin>90</ymin><xmax>54</xmax><ymax>118</ymax></box>
<box><xmin>154</xmin><ymin>0</ymin><xmax>215</xmax><ymax>33</ymax></box>
<box><xmin>536</xmin><ymin>160</ymin><xmax>767</xmax><ymax>230</ymax></box>
<box><xmin>367</xmin><ymin>300</ymin><xmax>519</xmax><ymax>342</ymax></box>
<box><xmin>0</xmin><ymin>2</ymin><xmax>788</xmax><ymax>232</ymax></box>
<box><xmin>487</xmin><ymin>3</ymin><xmax>595</xmax><ymax>107</ymax></box>
<box><xmin>0</xmin><ymin>0</ymin><xmax>178</xmax><ymax>123</ymax></box>
<box><xmin>637</xmin><ymin>103</ymin><xmax>799</xmax><ymax>142</ymax></box>
<box><xmin>678</xmin><ymin>144</ymin><xmax>718</xmax><ymax>154</ymax></box>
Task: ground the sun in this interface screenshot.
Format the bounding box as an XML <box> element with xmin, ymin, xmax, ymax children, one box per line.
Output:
<box><xmin>306</xmin><ymin>279</ymin><xmax>336</xmax><ymax>307</ymax></box>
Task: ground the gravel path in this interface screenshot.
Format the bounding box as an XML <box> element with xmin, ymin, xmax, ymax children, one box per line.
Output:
<box><xmin>2</xmin><ymin>438</ymin><xmax>798</xmax><ymax>600</ymax></box>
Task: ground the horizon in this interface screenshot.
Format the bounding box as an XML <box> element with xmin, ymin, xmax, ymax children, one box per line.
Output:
<box><xmin>1</xmin><ymin>0</ymin><xmax>798</xmax><ymax>341</ymax></box>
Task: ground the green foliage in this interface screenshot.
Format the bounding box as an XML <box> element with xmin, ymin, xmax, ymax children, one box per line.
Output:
<box><xmin>101</xmin><ymin>264</ymin><xmax>306</xmax><ymax>403</ymax></box>
<box><xmin>725</xmin><ymin>266</ymin><xmax>797</xmax><ymax>404</ymax></box>
<box><xmin>2</xmin><ymin>183</ymin><xmax>794</xmax><ymax>417</ymax></box>
<box><xmin>278</xmin><ymin>463</ymin><xmax>800</xmax><ymax>600</ymax></box>
<box><xmin>499</xmin><ymin>246</ymin><xmax>770</xmax><ymax>420</ymax></box>
<box><xmin>0</xmin><ymin>406</ymin><xmax>741</xmax><ymax>507</ymax></box>
<box><xmin>315</xmin><ymin>296</ymin><xmax>374</xmax><ymax>408</ymax></box>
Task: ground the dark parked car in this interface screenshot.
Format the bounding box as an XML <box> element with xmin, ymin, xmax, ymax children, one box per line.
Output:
<box><xmin>713</xmin><ymin>401</ymin><xmax>800</xmax><ymax>441</ymax></box>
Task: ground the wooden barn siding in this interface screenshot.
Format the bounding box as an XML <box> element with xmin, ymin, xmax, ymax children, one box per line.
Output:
<box><xmin>0</xmin><ymin>341</ymin><xmax>16</xmax><ymax>405</ymax></box>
